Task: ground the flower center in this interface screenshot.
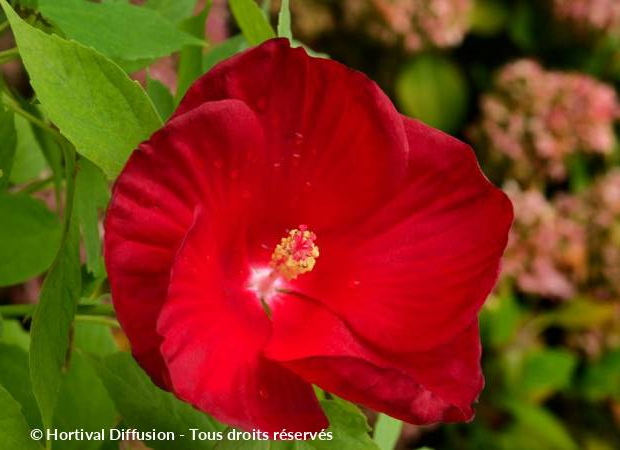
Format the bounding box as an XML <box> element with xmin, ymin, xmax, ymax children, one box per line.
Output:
<box><xmin>270</xmin><ymin>225</ymin><xmax>320</xmax><ymax>281</ymax></box>
<box><xmin>248</xmin><ymin>225</ymin><xmax>319</xmax><ymax>305</ymax></box>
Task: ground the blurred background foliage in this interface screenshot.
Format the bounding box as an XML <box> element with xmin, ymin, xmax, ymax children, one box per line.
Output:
<box><xmin>0</xmin><ymin>0</ymin><xmax>619</xmax><ymax>449</ymax></box>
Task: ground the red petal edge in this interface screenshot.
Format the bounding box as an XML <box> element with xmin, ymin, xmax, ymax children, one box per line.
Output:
<box><xmin>105</xmin><ymin>99</ymin><xmax>268</xmax><ymax>387</ymax></box>
<box><xmin>266</xmin><ymin>295</ymin><xmax>483</xmax><ymax>424</ymax></box>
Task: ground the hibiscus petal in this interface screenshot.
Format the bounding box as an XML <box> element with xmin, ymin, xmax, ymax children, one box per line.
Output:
<box><xmin>104</xmin><ymin>99</ymin><xmax>266</xmax><ymax>387</ymax></box>
<box><xmin>174</xmin><ymin>38</ymin><xmax>410</xmax><ymax>237</ymax></box>
<box><xmin>266</xmin><ymin>296</ymin><xmax>482</xmax><ymax>424</ymax></box>
<box><xmin>290</xmin><ymin>116</ymin><xmax>513</xmax><ymax>352</ymax></box>
<box><xmin>157</xmin><ymin>209</ymin><xmax>327</xmax><ymax>432</ymax></box>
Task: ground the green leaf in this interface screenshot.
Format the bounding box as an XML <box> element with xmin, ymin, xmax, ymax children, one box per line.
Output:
<box><xmin>1</xmin><ymin>0</ymin><xmax>163</xmax><ymax>178</ymax></box>
<box><xmin>29</xmin><ymin>146</ymin><xmax>81</xmax><ymax>430</ymax></box>
<box><xmin>29</xmin><ymin>214</ymin><xmax>81</xmax><ymax>430</ymax></box>
<box><xmin>145</xmin><ymin>0</ymin><xmax>197</xmax><ymax>24</ymax></box>
<box><xmin>114</xmin><ymin>56</ymin><xmax>154</xmax><ymax>75</ymax></box>
<box><xmin>0</xmin><ymin>193</ymin><xmax>62</xmax><ymax>286</ymax></box>
<box><xmin>229</xmin><ymin>0</ymin><xmax>276</xmax><ymax>46</ymax></box>
<box><xmin>0</xmin><ymin>343</ymin><xmax>43</xmax><ymax>430</ymax></box>
<box><xmin>541</xmin><ymin>298</ymin><xmax>617</xmax><ymax>330</ymax></box>
<box><xmin>291</xmin><ymin>40</ymin><xmax>328</xmax><ymax>59</ymax></box>
<box><xmin>74</xmin><ymin>158</ymin><xmax>109</xmax><ymax>277</ymax></box>
<box><xmin>92</xmin><ymin>352</ymin><xmax>224</xmax><ymax>450</ymax></box>
<box><xmin>469</xmin><ymin>0</ymin><xmax>508</xmax><ymax>36</ymax></box>
<box><xmin>0</xmin><ymin>319</ymin><xmax>30</xmax><ymax>350</ymax></box>
<box><xmin>582</xmin><ymin>350</ymin><xmax>620</xmax><ymax>401</ymax></box>
<box><xmin>53</xmin><ymin>353</ymin><xmax>117</xmax><ymax>450</ymax></box>
<box><xmin>277</xmin><ymin>0</ymin><xmax>292</xmax><ymax>40</ymax></box>
<box><xmin>38</xmin><ymin>0</ymin><xmax>204</xmax><ymax>61</ymax></box>
<box><xmin>517</xmin><ymin>349</ymin><xmax>577</xmax><ymax>402</ymax></box>
<box><xmin>567</xmin><ymin>153</ymin><xmax>590</xmax><ymax>193</ymax></box>
<box><xmin>147</xmin><ymin>76</ymin><xmax>175</xmax><ymax>122</ymax></box>
<box><xmin>0</xmin><ymin>384</ymin><xmax>42</xmax><ymax>450</ymax></box>
<box><xmin>317</xmin><ymin>399</ymin><xmax>377</xmax><ymax>450</ymax></box>
<box><xmin>501</xmin><ymin>402</ymin><xmax>578</xmax><ymax>450</ymax></box>
<box><xmin>480</xmin><ymin>290</ymin><xmax>522</xmax><ymax>348</ymax></box>
<box><xmin>0</xmin><ymin>106</ymin><xmax>16</xmax><ymax>189</ymax></box>
<box><xmin>52</xmin><ymin>325</ymin><xmax>117</xmax><ymax>450</ymax></box>
<box><xmin>373</xmin><ymin>414</ymin><xmax>402</xmax><ymax>450</ymax></box>
<box><xmin>508</xmin><ymin>0</ymin><xmax>537</xmax><ymax>51</ymax></box>
<box><xmin>204</xmin><ymin>35</ymin><xmax>247</xmax><ymax>72</ymax></box>
<box><xmin>15</xmin><ymin>0</ymin><xmax>37</xmax><ymax>8</ymax></box>
<box><xmin>73</xmin><ymin>321</ymin><xmax>117</xmax><ymax>356</ymax></box>
<box><xmin>176</xmin><ymin>2</ymin><xmax>211</xmax><ymax>102</ymax></box>
<box><xmin>9</xmin><ymin>115</ymin><xmax>47</xmax><ymax>184</ymax></box>
<box><xmin>395</xmin><ymin>55</ymin><xmax>469</xmax><ymax>134</ymax></box>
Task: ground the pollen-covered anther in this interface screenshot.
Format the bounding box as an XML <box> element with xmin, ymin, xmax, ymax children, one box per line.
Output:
<box><xmin>270</xmin><ymin>225</ymin><xmax>320</xmax><ymax>280</ymax></box>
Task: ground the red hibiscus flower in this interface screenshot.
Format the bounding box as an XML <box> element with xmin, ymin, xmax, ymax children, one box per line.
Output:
<box><xmin>104</xmin><ymin>38</ymin><xmax>513</xmax><ymax>433</ymax></box>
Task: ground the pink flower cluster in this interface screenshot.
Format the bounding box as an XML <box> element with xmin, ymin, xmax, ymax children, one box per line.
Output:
<box><xmin>470</xmin><ymin>60</ymin><xmax>618</xmax><ymax>183</ymax></box>
<box><xmin>503</xmin><ymin>170</ymin><xmax>620</xmax><ymax>301</ymax></box>
<box><xmin>345</xmin><ymin>0</ymin><xmax>472</xmax><ymax>51</ymax></box>
<box><xmin>502</xmin><ymin>183</ymin><xmax>587</xmax><ymax>300</ymax></box>
<box><xmin>552</xmin><ymin>0</ymin><xmax>620</xmax><ymax>37</ymax></box>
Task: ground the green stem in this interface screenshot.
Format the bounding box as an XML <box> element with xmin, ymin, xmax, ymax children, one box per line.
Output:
<box><xmin>1</xmin><ymin>92</ymin><xmax>63</xmax><ymax>141</ymax></box>
<box><xmin>0</xmin><ymin>303</ymin><xmax>115</xmax><ymax>318</ymax></box>
<box><xmin>75</xmin><ymin>303</ymin><xmax>115</xmax><ymax>316</ymax></box>
<box><xmin>88</xmin><ymin>278</ymin><xmax>108</xmax><ymax>301</ymax></box>
<box><xmin>16</xmin><ymin>175</ymin><xmax>54</xmax><ymax>194</ymax></box>
<box><xmin>2</xmin><ymin>87</ymin><xmax>65</xmax><ymax>206</ymax></box>
<box><xmin>0</xmin><ymin>21</ymin><xmax>9</xmax><ymax>34</ymax></box>
<box><xmin>75</xmin><ymin>315</ymin><xmax>120</xmax><ymax>328</ymax></box>
<box><xmin>59</xmin><ymin>139</ymin><xmax>76</xmax><ymax>223</ymax></box>
<box><xmin>0</xmin><ymin>47</ymin><xmax>19</xmax><ymax>64</ymax></box>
